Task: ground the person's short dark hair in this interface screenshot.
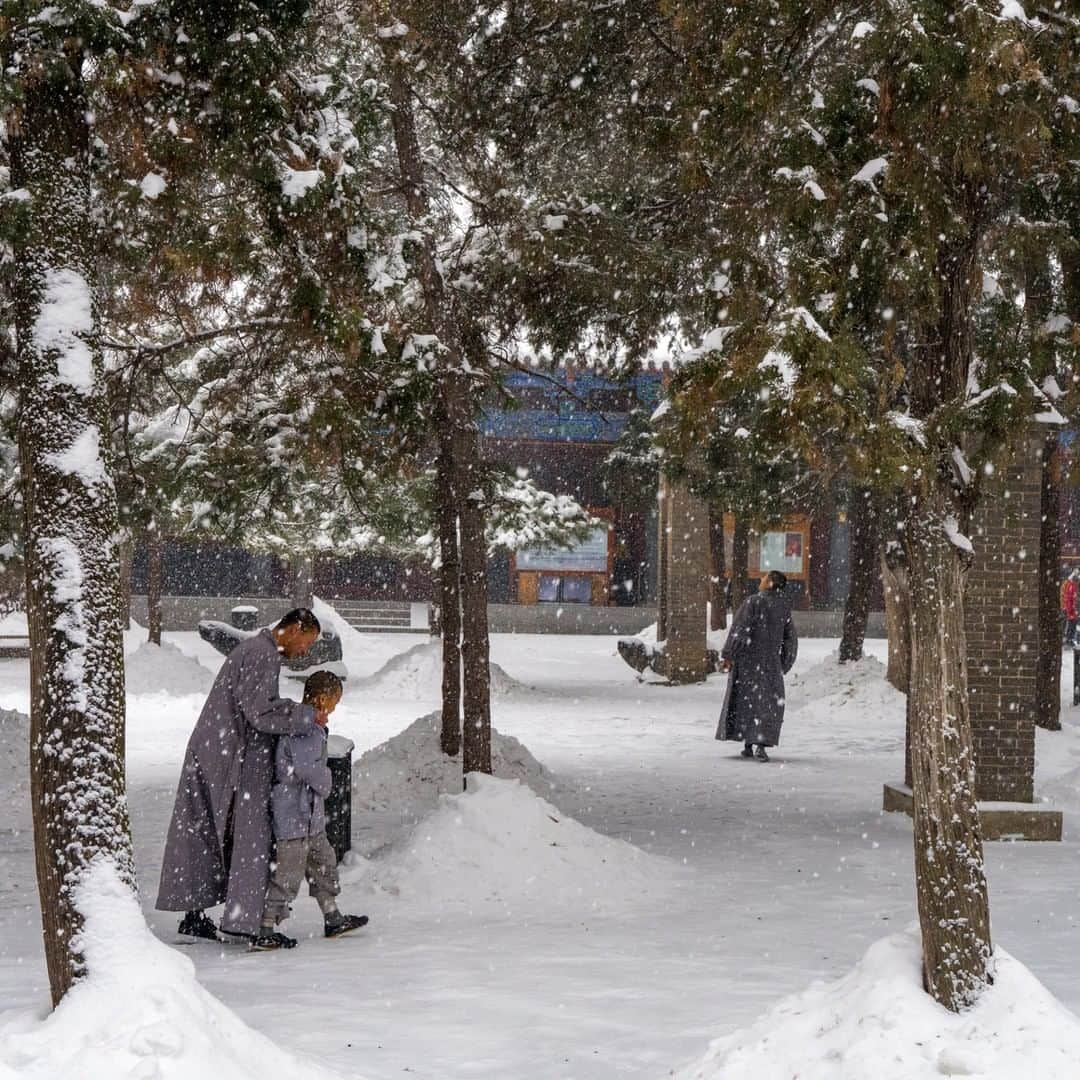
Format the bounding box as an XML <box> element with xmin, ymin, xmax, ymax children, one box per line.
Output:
<box><xmin>765</xmin><ymin>570</ymin><xmax>788</xmax><ymax>592</ymax></box>
<box><xmin>303</xmin><ymin>670</ymin><xmax>343</xmax><ymax>704</ymax></box>
<box><xmin>277</xmin><ymin>608</ymin><xmax>321</xmax><ymax>635</ymax></box>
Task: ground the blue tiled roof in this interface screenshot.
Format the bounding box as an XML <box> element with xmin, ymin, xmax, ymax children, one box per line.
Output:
<box><xmin>481</xmin><ymin>370</ymin><xmax>664</xmax><ymax>444</ymax></box>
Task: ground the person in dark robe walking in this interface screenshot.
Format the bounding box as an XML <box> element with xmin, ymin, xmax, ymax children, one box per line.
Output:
<box><xmin>156</xmin><ymin>608</ymin><xmax>328</xmax><ymax>941</ymax></box>
<box><xmin>716</xmin><ymin>570</ymin><xmax>798</xmax><ymax>762</ymax></box>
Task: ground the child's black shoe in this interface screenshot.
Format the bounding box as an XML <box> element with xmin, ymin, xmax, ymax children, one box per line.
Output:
<box><xmin>325</xmin><ymin>913</ymin><xmax>369</xmax><ymax>939</ymax></box>
<box><xmin>249</xmin><ymin>929</ymin><xmax>298</xmax><ymax>952</ymax></box>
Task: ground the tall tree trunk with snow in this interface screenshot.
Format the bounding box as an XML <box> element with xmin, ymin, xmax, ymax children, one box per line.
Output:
<box><xmin>730</xmin><ymin>517</ymin><xmax>751</xmax><ymax>613</ymax></box>
<box><xmin>903</xmin><ymin>239</ymin><xmax>992</xmax><ymax>1012</ymax></box>
<box><xmin>146</xmin><ymin>528</ymin><xmax>164</xmax><ymax>646</ymax></box>
<box><xmin>709</xmin><ymin>507</ymin><xmax>727</xmax><ymax>632</ymax></box>
<box><xmin>436</xmin><ymin>440</ymin><xmax>462</xmax><ymax>756</ymax></box>
<box><xmin>381</xmin><ymin>34</ymin><xmax>491</xmax><ymax>773</ymax></box>
<box><xmin>881</xmin><ymin>546</ymin><xmax>911</xmax><ymax>695</ymax></box>
<box><xmin>903</xmin><ymin>489</ymin><xmax>991</xmax><ymax>1009</ymax></box>
<box><xmin>11</xmin><ymin>55</ymin><xmax>135</xmax><ymax>1006</ymax></box>
<box><xmin>838</xmin><ymin>487</ymin><xmax>878</xmax><ymax>663</ymax></box>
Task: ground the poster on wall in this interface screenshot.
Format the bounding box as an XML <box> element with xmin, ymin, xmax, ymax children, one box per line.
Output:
<box><xmin>759</xmin><ymin>530</ymin><xmax>805</xmax><ymax>574</ymax></box>
<box><xmin>517</xmin><ymin>524</ymin><xmax>610</xmax><ymax>573</ymax></box>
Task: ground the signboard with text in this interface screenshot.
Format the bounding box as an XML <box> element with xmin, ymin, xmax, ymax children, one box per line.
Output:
<box><xmin>517</xmin><ymin>524</ymin><xmax>610</xmax><ymax>573</ymax></box>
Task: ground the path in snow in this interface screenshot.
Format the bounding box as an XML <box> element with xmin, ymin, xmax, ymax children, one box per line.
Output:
<box><xmin>0</xmin><ymin>629</ymin><xmax>1078</xmax><ymax>1079</ymax></box>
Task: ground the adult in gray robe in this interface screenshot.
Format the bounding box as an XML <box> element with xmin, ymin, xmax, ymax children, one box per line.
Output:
<box><xmin>156</xmin><ymin>611</ymin><xmax>322</xmax><ymax>937</ymax></box>
<box><xmin>716</xmin><ymin>571</ymin><xmax>798</xmax><ymax>758</ymax></box>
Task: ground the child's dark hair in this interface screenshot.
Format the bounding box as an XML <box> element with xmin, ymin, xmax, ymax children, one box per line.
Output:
<box><xmin>303</xmin><ymin>670</ymin><xmax>343</xmax><ymax>704</ymax></box>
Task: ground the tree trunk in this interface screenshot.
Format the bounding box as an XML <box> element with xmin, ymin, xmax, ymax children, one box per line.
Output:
<box><xmin>709</xmin><ymin>508</ymin><xmax>727</xmax><ymax>632</ymax></box>
<box><xmin>436</xmin><ymin>443</ymin><xmax>462</xmax><ymax>756</ymax></box>
<box><xmin>118</xmin><ymin>537</ymin><xmax>134</xmax><ymax>632</ymax></box>
<box><xmin>1037</xmin><ymin>433</ymin><xmax>1062</xmax><ymax>731</ymax></box>
<box><xmin>881</xmin><ymin>550</ymin><xmax>911</xmax><ymax>696</ymax></box>
<box><xmin>731</xmin><ymin>517</ymin><xmax>751</xmax><ymax>612</ymax></box>
<box><xmin>381</xmin><ymin>38</ymin><xmax>490</xmax><ymax>771</ymax></box>
<box><xmin>839</xmin><ymin>487</ymin><xmax>879</xmax><ymax>663</ymax></box>
<box><xmin>11</xmin><ymin>54</ymin><xmax>135</xmax><ymax>1006</ymax></box>
<box><xmin>292</xmin><ymin>554</ymin><xmax>314</xmax><ymax>610</ymax></box>
<box><xmin>147</xmin><ymin>529</ymin><xmax>164</xmax><ymax>646</ymax></box>
<box><xmin>904</xmin><ymin>486</ymin><xmax>993</xmax><ymax>1011</ymax></box>
<box><xmin>460</xmin><ymin>477</ymin><xmax>492</xmax><ymax>776</ymax></box>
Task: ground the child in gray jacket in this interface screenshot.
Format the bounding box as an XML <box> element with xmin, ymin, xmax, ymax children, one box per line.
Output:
<box><xmin>252</xmin><ymin>671</ymin><xmax>368</xmax><ymax>951</ymax></box>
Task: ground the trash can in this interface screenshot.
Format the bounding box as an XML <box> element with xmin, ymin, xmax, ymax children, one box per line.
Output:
<box><xmin>230</xmin><ymin>605</ymin><xmax>259</xmax><ymax>631</ymax></box>
<box><xmin>325</xmin><ymin>734</ymin><xmax>355</xmax><ymax>864</ymax></box>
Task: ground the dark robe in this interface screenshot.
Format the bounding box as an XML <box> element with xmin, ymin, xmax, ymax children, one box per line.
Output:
<box><xmin>155</xmin><ymin>629</ymin><xmax>315</xmax><ymax>934</ymax></box>
<box><xmin>716</xmin><ymin>590</ymin><xmax>798</xmax><ymax>747</ymax></box>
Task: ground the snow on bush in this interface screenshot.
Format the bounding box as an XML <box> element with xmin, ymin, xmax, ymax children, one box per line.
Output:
<box><xmin>0</xmin><ymin>862</ymin><xmax>347</xmax><ymax>1080</ymax></box>
<box><xmin>355</xmin><ymin>640</ymin><xmax>527</xmax><ymax>699</ymax></box>
<box><xmin>352</xmin><ymin>711</ymin><xmax>556</xmax><ymax>829</ymax></box>
<box><xmin>677</xmin><ymin>929</ymin><xmax>1080</xmax><ymax>1080</ymax></box>
<box><xmin>346</xmin><ymin>773</ymin><xmax>673</xmax><ymax>914</ymax></box>
<box><xmin>0</xmin><ymin>708</ymin><xmax>30</xmax><ymax>830</ymax></box>
<box><xmin>124</xmin><ymin>640</ymin><xmax>216</xmax><ymax>697</ymax></box>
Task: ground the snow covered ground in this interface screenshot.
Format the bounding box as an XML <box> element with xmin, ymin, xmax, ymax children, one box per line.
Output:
<box><xmin>0</xmin><ymin>622</ymin><xmax>1079</xmax><ymax>1078</ymax></box>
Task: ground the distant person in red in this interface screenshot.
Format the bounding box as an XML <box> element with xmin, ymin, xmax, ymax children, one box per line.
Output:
<box><xmin>1062</xmin><ymin>570</ymin><xmax>1080</xmax><ymax>646</ymax></box>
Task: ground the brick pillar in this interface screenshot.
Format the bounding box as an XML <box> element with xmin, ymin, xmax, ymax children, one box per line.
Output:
<box><xmin>965</xmin><ymin>429</ymin><xmax>1044</xmax><ymax>803</ymax></box>
<box><xmin>663</xmin><ymin>477</ymin><xmax>709</xmax><ymax>683</ymax></box>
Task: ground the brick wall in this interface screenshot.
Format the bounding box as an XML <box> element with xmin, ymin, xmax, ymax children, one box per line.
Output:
<box><xmin>965</xmin><ymin>430</ymin><xmax>1044</xmax><ymax>803</ymax></box>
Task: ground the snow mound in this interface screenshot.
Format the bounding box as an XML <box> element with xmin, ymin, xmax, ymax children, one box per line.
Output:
<box><xmin>677</xmin><ymin>929</ymin><xmax>1080</xmax><ymax>1080</ymax></box>
<box><xmin>787</xmin><ymin>651</ymin><xmax>903</xmax><ymax>714</ymax></box>
<box><xmin>356</xmin><ymin>640</ymin><xmax>528</xmax><ymax>699</ymax></box>
<box><xmin>0</xmin><ymin>709</ymin><xmax>30</xmax><ymax>829</ymax></box>
<box><xmin>350</xmin><ymin>773</ymin><xmax>673</xmax><ymax>913</ymax></box>
<box><xmin>312</xmin><ymin>595</ymin><xmax>370</xmax><ymax>662</ymax></box>
<box><xmin>0</xmin><ymin>862</ymin><xmax>347</xmax><ymax>1080</ymax></box>
<box><xmin>352</xmin><ymin>711</ymin><xmax>556</xmax><ymax>837</ymax></box>
<box><xmin>124</xmin><ymin>640</ymin><xmax>216</xmax><ymax>697</ymax></box>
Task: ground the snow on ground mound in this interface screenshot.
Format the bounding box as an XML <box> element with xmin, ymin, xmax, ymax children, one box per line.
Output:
<box><xmin>124</xmin><ymin>640</ymin><xmax>216</xmax><ymax>696</ymax></box>
<box><xmin>785</xmin><ymin>652</ymin><xmax>904</xmax><ymax>753</ymax></box>
<box><xmin>351</xmin><ymin>773</ymin><xmax>673</xmax><ymax>913</ymax></box>
<box><xmin>352</xmin><ymin>711</ymin><xmax>556</xmax><ymax>842</ymax></box>
<box><xmin>0</xmin><ymin>863</ymin><xmax>348</xmax><ymax>1080</ymax></box>
<box><xmin>678</xmin><ymin>929</ymin><xmax>1080</xmax><ymax>1080</ymax></box>
<box><xmin>356</xmin><ymin>640</ymin><xmax>528</xmax><ymax>699</ymax></box>
<box><xmin>0</xmin><ymin>709</ymin><xmax>30</xmax><ymax>829</ymax></box>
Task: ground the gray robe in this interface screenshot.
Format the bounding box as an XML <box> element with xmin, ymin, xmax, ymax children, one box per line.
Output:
<box><xmin>155</xmin><ymin>629</ymin><xmax>315</xmax><ymax>934</ymax></box>
<box><xmin>716</xmin><ymin>590</ymin><xmax>798</xmax><ymax>747</ymax></box>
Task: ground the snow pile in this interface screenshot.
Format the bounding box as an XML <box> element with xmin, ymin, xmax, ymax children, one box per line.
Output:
<box><xmin>0</xmin><ymin>863</ymin><xmax>347</xmax><ymax>1080</ymax></box>
<box><xmin>351</xmin><ymin>773</ymin><xmax>673</xmax><ymax>914</ymax></box>
<box><xmin>0</xmin><ymin>709</ymin><xmax>30</xmax><ymax>829</ymax></box>
<box><xmin>356</xmin><ymin>640</ymin><xmax>528</xmax><ymax>699</ymax></box>
<box><xmin>312</xmin><ymin>595</ymin><xmax>370</xmax><ymax>661</ymax></box>
<box><xmin>352</xmin><ymin>711</ymin><xmax>556</xmax><ymax>829</ymax></box>
<box><xmin>124</xmin><ymin>640</ymin><xmax>216</xmax><ymax>697</ymax></box>
<box><xmin>787</xmin><ymin>650</ymin><xmax>902</xmax><ymax>714</ymax></box>
<box><xmin>677</xmin><ymin>929</ymin><xmax>1080</xmax><ymax>1080</ymax></box>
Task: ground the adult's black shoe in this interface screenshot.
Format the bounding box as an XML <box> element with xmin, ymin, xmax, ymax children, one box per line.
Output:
<box><xmin>249</xmin><ymin>929</ymin><xmax>298</xmax><ymax>952</ymax></box>
<box><xmin>178</xmin><ymin>910</ymin><xmax>219</xmax><ymax>942</ymax></box>
<box><xmin>754</xmin><ymin>745</ymin><xmax>770</xmax><ymax>763</ymax></box>
<box><xmin>325</xmin><ymin>914</ymin><xmax>369</xmax><ymax>939</ymax></box>
<box><xmin>740</xmin><ymin>745</ymin><xmax>754</xmax><ymax>759</ymax></box>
